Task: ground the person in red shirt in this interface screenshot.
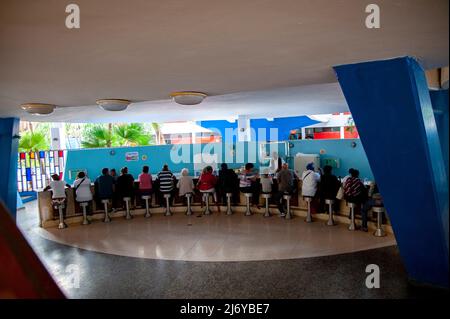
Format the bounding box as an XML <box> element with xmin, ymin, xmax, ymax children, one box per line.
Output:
<box><xmin>197</xmin><ymin>166</ymin><xmax>219</xmax><ymax>210</ymax></box>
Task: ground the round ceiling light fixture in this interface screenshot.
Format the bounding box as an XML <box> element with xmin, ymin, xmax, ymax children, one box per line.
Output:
<box><xmin>20</xmin><ymin>103</ymin><xmax>56</xmax><ymax>115</ymax></box>
<box><xmin>96</xmin><ymin>98</ymin><xmax>131</xmax><ymax>111</ymax></box>
<box><xmin>170</xmin><ymin>91</ymin><xmax>207</xmax><ymax>105</ymax></box>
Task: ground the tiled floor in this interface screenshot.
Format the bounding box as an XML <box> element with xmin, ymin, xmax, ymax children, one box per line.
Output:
<box><xmin>25</xmin><ymin>201</ymin><xmax>396</xmax><ymax>261</ymax></box>
<box><xmin>16</xmin><ymin>201</ymin><xmax>446</xmax><ymax>298</ymax></box>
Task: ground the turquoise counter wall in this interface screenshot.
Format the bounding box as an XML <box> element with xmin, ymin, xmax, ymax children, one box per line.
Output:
<box><xmin>64</xmin><ymin>139</ymin><xmax>373</xmax><ymax>183</ymax></box>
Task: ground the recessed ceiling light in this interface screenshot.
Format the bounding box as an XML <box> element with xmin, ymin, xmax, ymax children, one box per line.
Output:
<box><xmin>96</xmin><ymin>99</ymin><xmax>131</xmax><ymax>111</ymax></box>
<box><xmin>20</xmin><ymin>103</ymin><xmax>56</xmax><ymax>115</ymax></box>
<box><xmin>170</xmin><ymin>91</ymin><xmax>207</xmax><ymax>105</ymax></box>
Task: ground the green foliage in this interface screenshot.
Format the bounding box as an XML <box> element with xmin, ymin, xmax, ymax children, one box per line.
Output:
<box><xmin>19</xmin><ymin>131</ymin><xmax>50</xmax><ymax>152</ymax></box>
<box><xmin>81</xmin><ymin>125</ymin><xmax>114</xmax><ymax>148</ymax></box>
<box><xmin>80</xmin><ymin>123</ymin><xmax>154</xmax><ymax>149</ymax></box>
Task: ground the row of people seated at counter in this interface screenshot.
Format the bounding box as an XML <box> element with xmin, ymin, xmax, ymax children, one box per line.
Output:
<box><xmin>44</xmin><ymin>162</ymin><xmax>382</xmax><ymax>231</ymax></box>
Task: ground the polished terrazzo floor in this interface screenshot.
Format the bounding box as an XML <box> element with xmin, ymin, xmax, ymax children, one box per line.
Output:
<box><xmin>34</xmin><ymin>206</ymin><xmax>396</xmax><ymax>262</ymax></box>
<box><xmin>16</xmin><ymin>201</ymin><xmax>446</xmax><ymax>298</ymax></box>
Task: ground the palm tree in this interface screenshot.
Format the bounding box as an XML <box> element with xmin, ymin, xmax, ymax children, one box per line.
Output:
<box><xmin>80</xmin><ymin>125</ymin><xmax>114</xmax><ymax>148</ymax></box>
<box><xmin>19</xmin><ymin>131</ymin><xmax>50</xmax><ymax>152</ymax></box>
<box><xmin>114</xmin><ymin>123</ymin><xmax>154</xmax><ymax>146</ymax></box>
<box><xmin>151</xmin><ymin>122</ymin><xmax>165</xmax><ymax>145</ymax></box>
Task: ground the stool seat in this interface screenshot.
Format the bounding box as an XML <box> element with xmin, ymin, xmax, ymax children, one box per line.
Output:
<box><xmin>325</xmin><ymin>199</ymin><xmax>335</xmax><ymax>205</ymax></box>
<box><xmin>226</xmin><ymin>193</ymin><xmax>233</xmax><ymax>197</ymax></box>
<box><xmin>372</xmin><ymin>206</ymin><xmax>385</xmax><ymax>213</ymax></box>
<box><xmin>244</xmin><ymin>193</ymin><xmax>252</xmax><ymax>197</ymax></box>
<box><xmin>101</xmin><ymin>199</ymin><xmax>110</xmax><ymax>204</ymax></box>
<box><xmin>262</xmin><ymin>193</ymin><xmax>271</xmax><ymax>199</ymax></box>
<box><xmin>185</xmin><ymin>193</ymin><xmax>192</xmax><ymax>197</ymax></box>
<box><xmin>164</xmin><ymin>194</ymin><xmax>171</xmax><ymax>198</ymax></box>
<box><xmin>283</xmin><ymin>194</ymin><xmax>291</xmax><ymax>200</ymax></box>
<box><xmin>141</xmin><ymin>195</ymin><xmax>151</xmax><ymax>200</ymax></box>
<box><xmin>303</xmin><ymin>196</ymin><xmax>313</xmax><ymax>202</ymax></box>
<box><xmin>80</xmin><ymin>202</ymin><xmax>89</xmax><ymax>207</ymax></box>
<box><xmin>123</xmin><ymin>197</ymin><xmax>131</xmax><ymax>201</ymax></box>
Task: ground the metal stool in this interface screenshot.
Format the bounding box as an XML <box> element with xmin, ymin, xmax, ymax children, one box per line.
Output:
<box><xmin>225</xmin><ymin>193</ymin><xmax>233</xmax><ymax>215</ymax></box>
<box><xmin>325</xmin><ymin>199</ymin><xmax>336</xmax><ymax>226</ymax></box>
<box><xmin>373</xmin><ymin>206</ymin><xmax>386</xmax><ymax>237</ymax></box>
<box><xmin>164</xmin><ymin>194</ymin><xmax>172</xmax><ymax>216</ymax></box>
<box><xmin>262</xmin><ymin>193</ymin><xmax>271</xmax><ymax>217</ymax></box>
<box><xmin>185</xmin><ymin>193</ymin><xmax>193</xmax><ymax>216</ymax></box>
<box><xmin>202</xmin><ymin>192</ymin><xmax>213</xmax><ymax>215</ymax></box>
<box><xmin>102</xmin><ymin>199</ymin><xmax>111</xmax><ymax>222</ymax></box>
<box><xmin>55</xmin><ymin>200</ymin><xmax>67</xmax><ymax>229</ymax></box>
<box><xmin>244</xmin><ymin>193</ymin><xmax>252</xmax><ymax>216</ymax></box>
<box><xmin>347</xmin><ymin>202</ymin><xmax>357</xmax><ymax>231</ymax></box>
<box><xmin>142</xmin><ymin>195</ymin><xmax>151</xmax><ymax>218</ymax></box>
<box><xmin>80</xmin><ymin>202</ymin><xmax>90</xmax><ymax>225</ymax></box>
<box><xmin>283</xmin><ymin>193</ymin><xmax>292</xmax><ymax>219</ymax></box>
<box><xmin>123</xmin><ymin>197</ymin><xmax>133</xmax><ymax>220</ymax></box>
<box><xmin>303</xmin><ymin>196</ymin><xmax>313</xmax><ymax>223</ymax></box>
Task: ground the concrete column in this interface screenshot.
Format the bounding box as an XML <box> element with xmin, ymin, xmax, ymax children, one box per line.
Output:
<box><xmin>0</xmin><ymin>118</ymin><xmax>20</xmax><ymax>218</ymax></box>
<box><xmin>237</xmin><ymin>115</ymin><xmax>251</xmax><ymax>142</ymax></box>
<box><xmin>50</xmin><ymin>123</ymin><xmax>66</xmax><ymax>150</ymax></box>
<box><xmin>334</xmin><ymin>57</ymin><xmax>449</xmax><ymax>288</ymax></box>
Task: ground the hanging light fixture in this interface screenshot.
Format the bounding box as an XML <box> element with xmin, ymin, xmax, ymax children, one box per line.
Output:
<box><xmin>20</xmin><ymin>103</ymin><xmax>56</xmax><ymax>115</ymax></box>
<box><xmin>96</xmin><ymin>98</ymin><xmax>131</xmax><ymax>111</ymax></box>
<box><xmin>170</xmin><ymin>91</ymin><xmax>207</xmax><ymax>105</ymax></box>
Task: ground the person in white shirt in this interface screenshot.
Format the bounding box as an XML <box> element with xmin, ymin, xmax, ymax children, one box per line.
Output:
<box><xmin>301</xmin><ymin>163</ymin><xmax>321</xmax><ymax>197</ymax></box>
<box><xmin>73</xmin><ymin>171</ymin><xmax>93</xmax><ymax>203</ymax></box>
<box><xmin>44</xmin><ymin>174</ymin><xmax>71</xmax><ymax>199</ymax></box>
<box><xmin>177</xmin><ymin>168</ymin><xmax>194</xmax><ymax>197</ymax></box>
<box><xmin>269</xmin><ymin>152</ymin><xmax>284</xmax><ymax>174</ymax></box>
<box><xmin>260</xmin><ymin>169</ymin><xmax>273</xmax><ymax>194</ymax></box>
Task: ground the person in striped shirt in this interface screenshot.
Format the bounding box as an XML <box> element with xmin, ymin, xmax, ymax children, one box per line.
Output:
<box><xmin>156</xmin><ymin>164</ymin><xmax>176</xmax><ymax>206</ymax></box>
<box><xmin>343</xmin><ymin>169</ymin><xmax>369</xmax><ymax>231</ymax></box>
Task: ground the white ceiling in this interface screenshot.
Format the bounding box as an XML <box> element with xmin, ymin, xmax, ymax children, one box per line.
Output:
<box><xmin>0</xmin><ymin>0</ymin><xmax>448</xmax><ymax>122</ymax></box>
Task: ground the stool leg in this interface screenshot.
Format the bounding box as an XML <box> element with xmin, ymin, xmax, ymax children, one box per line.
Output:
<box><xmin>165</xmin><ymin>196</ymin><xmax>172</xmax><ymax>216</ymax></box>
<box><xmin>103</xmin><ymin>201</ymin><xmax>111</xmax><ymax>222</ymax></box>
<box><xmin>326</xmin><ymin>203</ymin><xmax>336</xmax><ymax>226</ymax></box>
<box><xmin>226</xmin><ymin>196</ymin><xmax>233</xmax><ymax>215</ymax></box>
<box><xmin>144</xmin><ymin>198</ymin><xmax>151</xmax><ymax>218</ymax></box>
<box><xmin>264</xmin><ymin>198</ymin><xmax>270</xmax><ymax>217</ymax></box>
<box><xmin>186</xmin><ymin>196</ymin><xmax>193</xmax><ymax>216</ymax></box>
<box><xmin>204</xmin><ymin>193</ymin><xmax>212</xmax><ymax>215</ymax></box>
<box><xmin>245</xmin><ymin>197</ymin><xmax>252</xmax><ymax>216</ymax></box>
<box><xmin>285</xmin><ymin>198</ymin><xmax>292</xmax><ymax>220</ymax></box>
<box><xmin>58</xmin><ymin>205</ymin><xmax>67</xmax><ymax>229</ymax></box>
<box><xmin>348</xmin><ymin>207</ymin><xmax>356</xmax><ymax>231</ymax></box>
<box><xmin>305</xmin><ymin>200</ymin><xmax>312</xmax><ymax>223</ymax></box>
<box><xmin>374</xmin><ymin>211</ymin><xmax>386</xmax><ymax>237</ymax></box>
<box><xmin>82</xmin><ymin>205</ymin><xmax>90</xmax><ymax>225</ymax></box>
<box><xmin>125</xmin><ymin>200</ymin><xmax>133</xmax><ymax>219</ymax></box>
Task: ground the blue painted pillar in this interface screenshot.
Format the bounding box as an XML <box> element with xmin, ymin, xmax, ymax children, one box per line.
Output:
<box><xmin>334</xmin><ymin>57</ymin><xmax>449</xmax><ymax>288</ymax></box>
<box><xmin>0</xmin><ymin>118</ymin><xmax>20</xmax><ymax>219</ymax></box>
<box><xmin>430</xmin><ymin>89</ymin><xmax>449</xmax><ymax>178</ymax></box>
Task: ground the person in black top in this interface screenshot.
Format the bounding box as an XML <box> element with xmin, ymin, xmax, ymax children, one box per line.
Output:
<box><xmin>217</xmin><ymin>163</ymin><xmax>239</xmax><ymax>204</ymax></box>
<box><xmin>116</xmin><ymin>167</ymin><xmax>135</xmax><ymax>207</ymax></box>
<box><xmin>319</xmin><ymin>165</ymin><xmax>341</xmax><ymax>214</ymax></box>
